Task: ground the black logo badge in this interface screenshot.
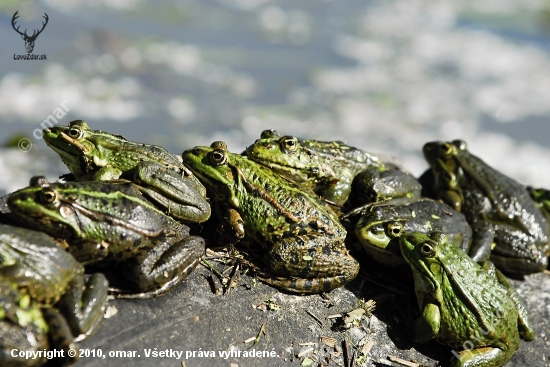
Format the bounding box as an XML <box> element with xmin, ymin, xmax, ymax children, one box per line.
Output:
<box><xmin>12</xmin><ymin>10</ymin><xmax>48</xmax><ymax>59</ymax></box>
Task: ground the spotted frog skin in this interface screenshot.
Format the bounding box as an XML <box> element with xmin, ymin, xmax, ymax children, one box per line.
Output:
<box><xmin>0</xmin><ymin>224</ymin><xmax>108</xmax><ymax>341</ymax></box>
<box><xmin>246</xmin><ymin>129</ymin><xmax>420</xmax><ymax>207</ymax></box>
<box><xmin>42</xmin><ymin>120</ymin><xmax>210</xmax><ymax>223</ymax></box>
<box><xmin>0</xmin><ymin>279</ymin><xmax>49</xmax><ymax>367</ymax></box>
<box><xmin>423</xmin><ymin>139</ymin><xmax>549</xmax><ymax>274</ymax></box>
<box><xmin>182</xmin><ymin>142</ymin><xmax>359</xmax><ymax>293</ymax></box>
<box><xmin>355</xmin><ymin>199</ymin><xmax>472</xmax><ymax>267</ymax></box>
<box><xmin>400</xmin><ymin>232</ymin><xmax>534</xmax><ymax>367</ymax></box>
<box><xmin>7</xmin><ymin>178</ymin><xmax>205</xmax><ymax>299</ymax></box>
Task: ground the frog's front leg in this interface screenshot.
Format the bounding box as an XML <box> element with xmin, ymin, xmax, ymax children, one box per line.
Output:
<box><xmin>468</xmin><ymin>223</ymin><xmax>495</xmax><ymax>263</ymax></box>
<box><xmin>87</xmin><ymin>166</ymin><xmax>123</xmax><ymax>181</ymax></box>
<box><xmin>132</xmin><ymin>161</ymin><xmax>211</xmax><ymax>223</ymax></box>
<box><xmin>215</xmin><ymin>204</ymin><xmax>245</xmax><ymax>245</ymax></box>
<box><xmin>117</xmin><ymin>236</ymin><xmax>205</xmax><ymax>299</ymax></box>
<box><xmin>57</xmin><ymin>273</ymin><xmax>109</xmax><ymax>340</ymax></box>
<box><xmin>412</xmin><ymin>302</ymin><xmax>440</xmax><ymax>343</ymax></box>
<box><xmin>350</xmin><ymin>168</ymin><xmax>421</xmax><ymax>207</ymax></box>
<box><xmin>262</xmin><ymin>234</ymin><xmax>359</xmax><ymax>293</ymax></box>
<box><xmin>42</xmin><ymin>308</ymin><xmax>78</xmax><ymax>366</ymax></box>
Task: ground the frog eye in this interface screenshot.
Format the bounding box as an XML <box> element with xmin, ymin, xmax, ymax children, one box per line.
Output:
<box><xmin>387</xmin><ymin>222</ymin><xmax>403</xmax><ymax>238</ymax></box>
<box><xmin>452</xmin><ymin>140</ymin><xmax>467</xmax><ymax>151</ymax></box>
<box><xmin>209</xmin><ymin>149</ymin><xmax>227</xmax><ymax>166</ymax></box>
<box><xmin>40</xmin><ymin>189</ymin><xmax>57</xmax><ymax>204</ymax></box>
<box><xmin>280</xmin><ymin>136</ymin><xmax>299</xmax><ymax>153</ymax></box>
<box><xmin>210</xmin><ymin>141</ymin><xmax>227</xmax><ymax>150</ymax></box>
<box><xmin>67</xmin><ymin>126</ymin><xmax>84</xmax><ymax>139</ymax></box>
<box><xmin>29</xmin><ymin>176</ymin><xmax>50</xmax><ymax>188</ymax></box>
<box><xmin>419</xmin><ymin>242</ymin><xmax>435</xmax><ymax>257</ymax></box>
<box><xmin>261</xmin><ymin>129</ymin><xmax>280</xmax><ymax>139</ymax></box>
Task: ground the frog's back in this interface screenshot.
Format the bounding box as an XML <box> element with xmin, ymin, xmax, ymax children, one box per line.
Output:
<box><xmin>457</xmin><ymin>152</ymin><xmax>549</xmax><ymax>240</ymax></box>
<box><xmin>436</xmin><ymin>245</ymin><xmax>521</xmax><ymax>351</ymax></box>
<box><xmin>0</xmin><ymin>224</ymin><xmax>81</xmax><ymax>304</ymax></box>
<box><xmin>230</xmin><ymin>156</ymin><xmax>345</xmax><ymax>245</ymax></box>
<box><xmin>96</xmin><ymin>136</ymin><xmax>183</xmax><ymax>173</ymax></box>
<box><xmin>303</xmin><ymin>139</ymin><xmax>383</xmax><ymax>175</ymax></box>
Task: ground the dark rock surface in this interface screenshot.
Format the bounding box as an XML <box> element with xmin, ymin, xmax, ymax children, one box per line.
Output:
<box><xmin>2</xmin><ymin>194</ymin><xmax>548</xmax><ymax>367</ymax></box>
<box><xmin>75</xmin><ymin>255</ymin><xmax>550</xmax><ymax>367</ymax></box>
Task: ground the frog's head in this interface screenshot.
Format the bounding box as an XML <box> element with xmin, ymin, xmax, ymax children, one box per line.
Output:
<box><xmin>182</xmin><ymin>143</ymin><xmax>237</xmax><ymax>206</ymax></box>
<box><xmin>355</xmin><ymin>206</ymin><xmax>405</xmax><ymax>250</ymax></box>
<box><xmin>43</xmin><ymin>120</ymin><xmax>127</xmax><ymax>178</ymax></box>
<box><xmin>399</xmin><ymin>232</ymin><xmax>449</xmax><ymax>292</ymax></box>
<box><xmin>422</xmin><ymin>140</ymin><xmax>468</xmax><ymax>211</ymax></box>
<box><xmin>246</xmin><ymin>129</ymin><xmax>321</xmax><ymax>182</ymax></box>
<box><xmin>7</xmin><ymin>177</ymin><xmax>83</xmax><ymax>239</ymax></box>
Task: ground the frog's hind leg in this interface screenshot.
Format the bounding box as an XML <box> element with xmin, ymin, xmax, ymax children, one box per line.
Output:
<box><xmin>257</xmin><ymin>274</ymin><xmax>351</xmax><ymax>294</ymax></box>
<box><xmin>263</xmin><ymin>235</ymin><xmax>360</xmax><ymax>293</ymax></box>
<box><xmin>57</xmin><ymin>273</ymin><xmax>109</xmax><ymax>339</ymax></box>
<box><xmin>116</xmin><ymin>236</ymin><xmax>205</xmax><ymax>299</ymax></box>
<box><xmin>449</xmin><ymin>346</ymin><xmax>512</xmax><ymax>367</ymax></box>
<box><xmin>113</xmin><ymin>257</ymin><xmax>200</xmax><ymax>299</ymax></box>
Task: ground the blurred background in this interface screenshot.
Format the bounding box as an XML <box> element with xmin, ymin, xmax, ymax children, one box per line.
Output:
<box><xmin>1</xmin><ymin>0</ymin><xmax>550</xmax><ymax>195</ymax></box>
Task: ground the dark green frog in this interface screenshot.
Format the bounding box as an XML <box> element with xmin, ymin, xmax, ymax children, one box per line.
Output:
<box><xmin>423</xmin><ymin>139</ymin><xmax>549</xmax><ymax>274</ymax></box>
<box><xmin>400</xmin><ymin>232</ymin><xmax>534</xmax><ymax>367</ymax></box>
<box><xmin>0</xmin><ymin>279</ymin><xmax>49</xmax><ymax>367</ymax></box>
<box><xmin>43</xmin><ymin>120</ymin><xmax>210</xmax><ymax>223</ymax></box>
<box><xmin>7</xmin><ymin>178</ymin><xmax>204</xmax><ymax>299</ymax></box>
<box><xmin>0</xmin><ymin>224</ymin><xmax>107</xmax><ymax>340</ymax></box>
<box><xmin>246</xmin><ymin>129</ymin><xmax>420</xmax><ymax>207</ymax></box>
<box><xmin>355</xmin><ymin>199</ymin><xmax>472</xmax><ymax>267</ymax></box>
<box><xmin>182</xmin><ymin>142</ymin><xmax>359</xmax><ymax>293</ymax></box>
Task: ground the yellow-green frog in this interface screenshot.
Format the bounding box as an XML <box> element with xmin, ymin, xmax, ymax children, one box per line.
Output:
<box><xmin>182</xmin><ymin>142</ymin><xmax>359</xmax><ymax>293</ymax></box>
<box><xmin>246</xmin><ymin>129</ymin><xmax>421</xmax><ymax>207</ymax></box>
<box><xmin>7</xmin><ymin>178</ymin><xmax>205</xmax><ymax>299</ymax></box>
<box><xmin>423</xmin><ymin>140</ymin><xmax>549</xmax><ymax>274</ymax></box>
<box><xmin>400</xmin><ymin>232</ymin><xmax>534</xmax><ymax>367</ymax></box>
<box><xmin>43</xmin><ymin>120</ymin><xmax>210</xmax><ymax>223</ymax></box>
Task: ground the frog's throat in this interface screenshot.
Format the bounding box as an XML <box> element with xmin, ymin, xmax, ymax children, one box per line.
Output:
<box><xmin>59</xmin><ymin>131</ymin><xmax>90</xmax><ymax>154</ymax></box>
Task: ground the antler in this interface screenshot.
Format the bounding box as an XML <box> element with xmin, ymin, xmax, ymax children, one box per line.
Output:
<box><xmin>32</xmin><ymin>13</ymin><xmax>49</xmax><ymax>38</ymax></box>
<box><xmin>11</xmin><ymin>10</ymin><xmax>26</xmax><ymax>37</ymax></box>
<box><xmin>11</xmin><ymin>11</ymin><xmax>49</xmax><ymax>40</ymax></box>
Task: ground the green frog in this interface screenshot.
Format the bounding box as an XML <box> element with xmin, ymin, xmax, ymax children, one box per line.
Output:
<box><xmin>42</xmin><ymin>120</ymin><xmax>210</xmax><ymax>223</ymax></box>
<box><xmin>182</xmin><ymin>142</ymin><xmax>359</xmax><ymax>293</ymax></box>
<box><xmin>0</xmin><ymin>279</ymin><xmax>49</xmax><ymax>367</ymax></box>
<box><xmin>245</xmin><ymin>129</ymin><xmax>420</xmax><ymax>207</ymax></box>
<box><xmin>400</xmin><ymin>232</ymin><xmax>534</xmax><ymax>367</ymax></box>
<box><xmin>7</xmin><ymin>178</ymin><xmax>205</xmax><ymax>299</ymax></box>
<box><xmin>0</xmin><ymin>224</ymin><xmax>108</xmax><ymax>341</ymax></box>
<box><xmin>354</xmin><ymin>199</ymin><xmax>472</xmax><ymax>267</ymax></box>
<box><xmin>423</xmin><ymin>139</ymin><xmax>549</xmax><ymax>274</ymax></box>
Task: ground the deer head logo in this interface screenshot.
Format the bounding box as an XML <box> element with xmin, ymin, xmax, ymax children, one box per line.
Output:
<box><xmin>12</xmin><ymin>11</ymin><xmax>49</xmax><ymax>54</ymax></box>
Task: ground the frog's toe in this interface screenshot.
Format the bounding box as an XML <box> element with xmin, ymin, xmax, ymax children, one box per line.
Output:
<box><xmin>258</xmin><ymin>274</ymin><xmax>352</xmax><ymax>294</ymax></box>
<box><xmin>449</xmin><ymin>346</ymin><xmax>512</xmax><ymax>367</ymax></box>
